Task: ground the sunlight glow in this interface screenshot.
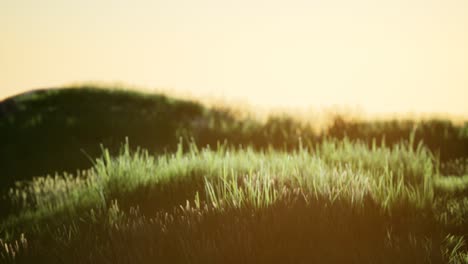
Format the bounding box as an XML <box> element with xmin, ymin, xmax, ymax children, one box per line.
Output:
<box><xmin>1</xmin><ymin>0</ymin><xmax>467</xmax><ymax>115</ymax></box>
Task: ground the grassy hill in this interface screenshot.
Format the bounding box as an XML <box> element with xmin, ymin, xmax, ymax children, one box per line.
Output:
<box><xmin>0</xmin><ymin>87</ymin><xmax>204</xmax><ymax>187</ymax></box>
<box><xmin>1</xmin><ymin>86</ymin><xmax>467</xmax><ymax>263</ymax></box>
<box><xmin>1</xmin><ymin>86</ymin><xmax>467</xmax><ymax>188</ymax></box>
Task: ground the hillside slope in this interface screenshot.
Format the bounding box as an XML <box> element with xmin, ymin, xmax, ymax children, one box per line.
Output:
<box><xmin>0</xmin><ymin>87</ymin><xmax>204</xmax><ymax>188</ymax></box>
<box><xmin>1</xmin><ymin>86</ymin><xmax>467</xmax><ymax>190</ymax></box>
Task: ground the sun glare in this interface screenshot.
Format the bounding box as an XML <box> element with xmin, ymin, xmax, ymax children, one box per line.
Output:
<box><xmin>1</xmin><ymin>0</ymin><xmax>467</xmax><ymax>116</ymax></box>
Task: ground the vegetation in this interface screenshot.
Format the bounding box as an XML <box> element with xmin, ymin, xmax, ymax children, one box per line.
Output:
<box><xmin>0</xmin><ymin>86</ymin><xmax>467</xmax><ymax>263</ymax></box>
<box><xmin>1</xmin><ymin>87</ymin><xmax>467</xmax><ymax>189</ymax></box>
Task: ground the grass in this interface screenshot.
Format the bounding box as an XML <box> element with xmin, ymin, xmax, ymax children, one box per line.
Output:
<box><xmin>0</xmin><ymin>87</ymin><xmax>204</xmax><ymax>189</ymax></box>
<box><xmin>1</xmin><ymin>86</ymin><xmax>467</xmax><ymax>263</ymax></box>
<box><xmin>1</xmin><ymin>86</ymin><xmax>467</xmax><ymax>191</ymax></box>
<box><xmin>1</xmin><ymin>138</ymin><xmax>467</xmax><ymax>263</ymax></box>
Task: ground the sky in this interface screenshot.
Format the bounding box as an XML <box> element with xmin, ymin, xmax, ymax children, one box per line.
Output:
<box><xmin>1</xmin><ymin>0</ymin><xmax>467</xmax><ymax>116</ymax></box>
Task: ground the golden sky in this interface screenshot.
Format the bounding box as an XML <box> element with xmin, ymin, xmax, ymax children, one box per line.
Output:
<box><xmin>1</xmin><ymin>0</ymin><xmax>467</xmax><ymax>115</ymax></box>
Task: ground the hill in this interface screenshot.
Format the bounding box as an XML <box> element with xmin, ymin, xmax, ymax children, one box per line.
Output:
<box><xmin>0</xmin><ymin>87</ymin><xmax>204</xmax><ymax>188</ymax></box>
<box><xmin>1</xmin><ymin>86</ymin><xmax>467</xmax><ymax>190</ymax></box>
<box><xmin>1</xmin><ymin>86</ymin><xmax>468</xmax><ymax>263</ymax></box>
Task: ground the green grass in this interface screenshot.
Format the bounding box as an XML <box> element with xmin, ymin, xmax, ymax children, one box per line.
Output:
<box><xmin>1</xmin><ymin>139</ymin><xmax>467</xmax><ymax>263</ymax></box>
<box><xmin>1</xmin><ymin>86</ymin><xmax>467</xmax><ymax>192</ymax></box>
<box><xmin>0</xmin><ymin>87</ymin><xmax>204</xmax><ymax>190</ymax></box>
<box><xmin>1</xmin><ymin>86</ymin><xmax>467</xmax><ymax>263</ymax></box>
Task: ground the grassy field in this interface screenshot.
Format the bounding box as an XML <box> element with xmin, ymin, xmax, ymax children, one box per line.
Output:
<box><xmin>1</xmin><ymin>87</ymin><xmax>467</xmax><ymax>263</ymax></box>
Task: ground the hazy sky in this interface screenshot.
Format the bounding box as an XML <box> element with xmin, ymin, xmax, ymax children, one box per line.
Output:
<box><xmin>1</xmin><ymin>0</ymin><xmax>467</xmax><ymax>115</ymax></box>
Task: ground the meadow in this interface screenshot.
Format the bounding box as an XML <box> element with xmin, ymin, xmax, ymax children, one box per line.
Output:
<box><xmin>0</xmin><ymin>87</ymin><xmax>467</xmax><ymax>263</ymax></box>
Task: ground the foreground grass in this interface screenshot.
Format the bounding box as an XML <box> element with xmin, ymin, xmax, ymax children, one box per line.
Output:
<box><xmin>1</xmin><ymin>139</ymin><xmax>467</xmax><ymax>263</ymax></box>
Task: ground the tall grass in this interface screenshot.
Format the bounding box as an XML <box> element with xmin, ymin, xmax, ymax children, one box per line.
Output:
<box><xmin>3</xmin><ymin>138</ymin><xmax>435</xmax><ymax>222</ymax></box>
<box><xmin>1</xmin><ymin>138</ymin><xmax>467</xmax><ymax>263</ymax></box>
<box><xmin>1</xmin><ymin>87</ymin><xmax>467</xmax><ymax>193</ymax></box>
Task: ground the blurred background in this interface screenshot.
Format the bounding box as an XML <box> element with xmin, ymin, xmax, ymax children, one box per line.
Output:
<box><xmin>1</xmin><ymin>0</ymin><xmax>467</xmax><ymax>116</ymax></box>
